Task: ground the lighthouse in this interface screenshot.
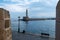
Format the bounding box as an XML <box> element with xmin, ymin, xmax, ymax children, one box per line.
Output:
<box><xmin>23</xmin><ymin>9</ymin><xmax>29</xmax><ymax>21</ymax></box>
<box><xmin>26</xmin><ymin>9</ymin><xmax>28</xmax><ymax>17</ymax></box>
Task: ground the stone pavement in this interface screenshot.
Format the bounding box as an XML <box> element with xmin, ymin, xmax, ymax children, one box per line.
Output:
<box><xmin>12</xmin><ymin>31</ymin><xmax>55</xmax><ymax>40</ymax></box>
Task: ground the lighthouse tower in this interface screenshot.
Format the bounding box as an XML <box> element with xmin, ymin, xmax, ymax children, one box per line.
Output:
<box><xmin>26</xmin><ymin>9</ymin><xmax>28</xmax><ymax>17</ymax></box>
<box><xmin>23</xmin><ymin>9</ymin><xmax>29</xmax><ymax>21</ymax></box>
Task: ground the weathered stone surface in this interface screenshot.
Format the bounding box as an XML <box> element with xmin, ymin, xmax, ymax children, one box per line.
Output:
<box><xmin>0</xmin><ymin>8</ymin><xmax>4</xmax><ymax>20</ymax></box>
<box><xmin>5</xmin><ymin>20</ymin><xmax>10</xmax><ymax>28</ymax></box>
<box><xmin>0</xmin><ymin>8</ymin><xmax>12</xmax><ymax>40</ymax></box>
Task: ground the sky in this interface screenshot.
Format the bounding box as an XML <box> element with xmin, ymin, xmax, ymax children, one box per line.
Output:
<box><xmin>0</xmin><ymin>0</ymin><xmax>59</xmax><ymax>19</ymax></box>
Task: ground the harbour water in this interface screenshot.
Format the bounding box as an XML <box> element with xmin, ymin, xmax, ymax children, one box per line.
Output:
<box><xmin>11</xmin><ymin>20</ymin><xmax>55</xmax><ymax>38</ymax></box>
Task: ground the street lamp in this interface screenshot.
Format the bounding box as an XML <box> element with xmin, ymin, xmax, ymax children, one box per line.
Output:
<box><xmin>18</xmin><ymin>16</ymin><xmax>20</xmax><ymax>33</ymax></box>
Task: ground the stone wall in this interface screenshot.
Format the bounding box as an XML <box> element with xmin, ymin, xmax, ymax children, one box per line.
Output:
<box><xmin>0</xmin><ymin>8</ymin><xmax>12</xmax><ymax>40</ymax></box>
<box><xmin>56</xmin><ymin>0</ymin><xmax>60</xmax><ymax>40</ymax></box>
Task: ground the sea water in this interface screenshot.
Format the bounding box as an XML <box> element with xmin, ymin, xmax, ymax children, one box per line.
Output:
<box><xmin>11</xmin><ymin>20</ymin><xmax>55</xmax><ymax>38</ymax></box>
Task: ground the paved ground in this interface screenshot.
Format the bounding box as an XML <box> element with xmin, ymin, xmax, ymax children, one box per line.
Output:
<box><xmin>12</xmin><ymin>31</ymin><xmax>55</xmax><ymax>40</ymax></box>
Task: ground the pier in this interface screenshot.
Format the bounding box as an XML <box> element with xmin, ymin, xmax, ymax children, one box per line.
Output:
<box><xmin>20</xmin><ymin>18</ymin><xmax>55</xmax><ymax>21</ymax></box>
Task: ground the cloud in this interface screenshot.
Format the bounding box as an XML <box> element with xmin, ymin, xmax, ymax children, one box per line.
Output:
<box><xmin>3</xmin><ymin>0</ymin><xmax>23</xmax><ymax>2</ymax></box>
<box><xmin>3</xmin><ymin>0</ymin><xmax>40</xmax><ymax>2</ymax></box>
<box><xmin>35</xmin><ymin>0</ymin><xmax>59</xmax><ymax>7</ymax></box>
<box><xmin>1</xmin><ymin>0</ymin><xmax>58</xmax><ymax>12</ymax></box>
<box><xmin>29</xmin><ymin>0</ymin><xmax>40</xmax><ymax>2</ymax></box>
<box><xmin>3</xmin><ymin>0</ymin><xmax>40</xmax><ymax>5</ymax></box>
<box><xmin>0</xmin><ymin>4</ymin><xmax>26</xmax><ymax>12</ymax></box>
<box><xmin>0</xmin><ymin>0</ymin><xmax>42</xmax><ymax>13</ymax></box>
<box><xmin>0</xmin><ymin>0</ymin><xmax>58</xmax><ymax>17</ymax></box>
<box><xmin>3</xmin><ymin>0</ymin><xmax>59</xmax><ymax>8</ymax></box>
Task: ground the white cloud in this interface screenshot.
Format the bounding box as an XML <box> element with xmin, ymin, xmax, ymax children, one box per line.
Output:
<box><xmin>11</xmin><ymin>0</ymin><xmax>22</xmax><ymax>2</ymax></box>
<box><xmin>1</xmin><ymin>0</ymin><xmax>59</xmax><ymax>13</ymax></box>
<box><xmin>1</xmin><ymin>0</ymin><xmax>57</xmax><ymax>18</ymax></box>
<box><xmin>3</xmin><ymin>0</ymin><xmax>40</xmax><ymax>5</ymax></box>
<box><xmin>3</xmin><ymin>0</ymin><xmax>59</xmax><ymax>7</ymax></box>
<box><xmin>0</xmin><ymin>4</ymin><xmax>26</xmax><ymax>12</ymax></box>
<box><xmin>43</xmin><ymin>0</ymin><xmax>59</xmax><ymax>6</ymax></box>
<box><xmin>4</xmin><ymin>0</ymin><xmax>23</xmax><ymax>2</ymax></box>
<box><xmin>29</xmin><ymin>0</ymin><xmax>40</xmax><ymax>2</ymax></box>
<box><xmin>4</xmin><ymin>0</ymin><xmax>40</xmax><ymax>2</ymax></box>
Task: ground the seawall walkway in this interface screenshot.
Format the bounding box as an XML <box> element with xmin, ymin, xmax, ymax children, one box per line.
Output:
<box><xmin>12</xmin><ymin>31</ymin><xmax>55</xmax><ymax>40</ymax></box>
